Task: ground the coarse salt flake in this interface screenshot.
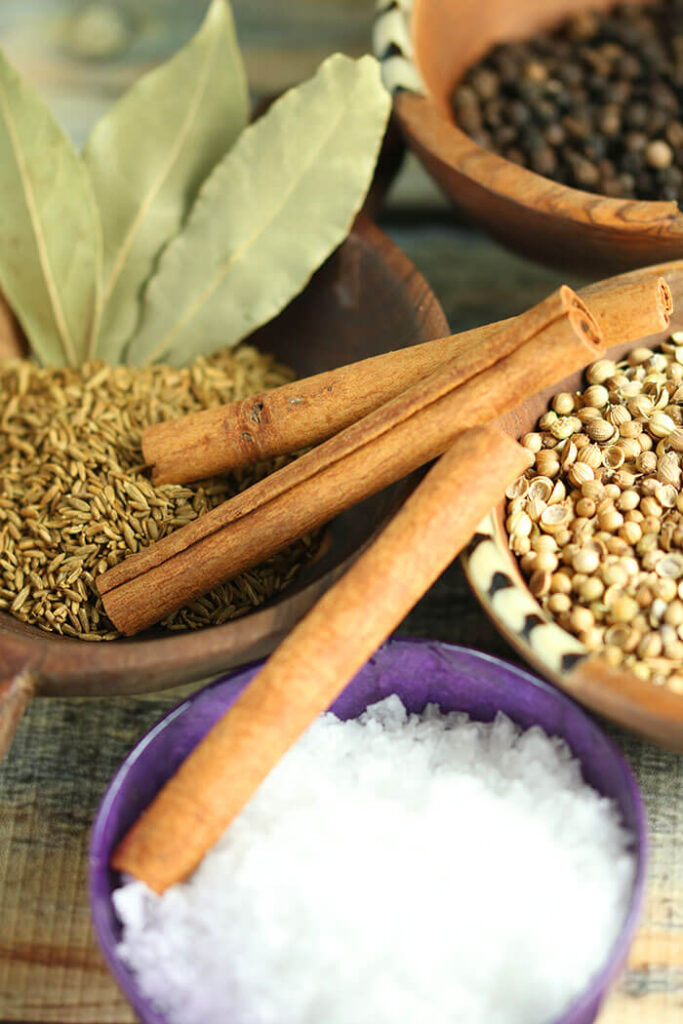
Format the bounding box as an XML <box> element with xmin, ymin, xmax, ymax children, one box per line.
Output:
<box><xmin>114</xmin><ymin>696</ymin><xmax>635</xmax><ymax>1024</ymax></box>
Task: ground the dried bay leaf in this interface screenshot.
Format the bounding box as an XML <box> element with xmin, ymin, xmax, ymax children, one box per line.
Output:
<box><xmin>127</xmin><ymin>53</ymin><xmax>391</xmax><ymax>368</ymax></box>
<box><xmin>0</xmin><ymin>49</ymin><xmax>100</xmax><ymax>367</ymax></box>
<box><xmin>84</xmin><ymin>0</ymin><xmax>248</xmax><ymax>364</ymax></box>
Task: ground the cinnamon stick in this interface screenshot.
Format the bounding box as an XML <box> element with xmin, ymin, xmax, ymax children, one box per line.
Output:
<box><xmin>142</xmin><ymin>284</ymin><xmax>583</xmax><ymax>484</ymax></box>
<box><xmin>99</xmin><ymin>288</ymin><xmax>602</xmax><ymax>634</ymax></box>
<box><xmin>110</xmin><ymin>426</ymin><xmax>532</xmax><ymax>893</ymax></box>
<box><xmin>142</xmin><ymin>274</ymin><xmax>671</xmax><ymax>485</ymax></box>
<box><xmin>582</xmin><ymin>274</ymin><xmax>672</xmax><ymax>347</ymax></box>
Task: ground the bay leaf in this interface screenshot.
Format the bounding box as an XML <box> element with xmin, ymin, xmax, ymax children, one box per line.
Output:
<box><xmin>84</xmin><ymin>0</ymin><xmax>248</xmax><ymax>364</ymax></box>
<box><xmin>0</xmin><ymin>48</ymin><xmax>100</xmax><ymax>367</ymax></box>
<box><xmin>126</xmin><ymin>53</ymin><xmax>391</xmax><ymax>368</ymax></box>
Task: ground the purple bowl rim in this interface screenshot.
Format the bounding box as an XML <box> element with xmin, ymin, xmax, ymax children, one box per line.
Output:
<box><xmin>89</xmin><ymin>638</ymin><xmax>648</xmax><ymax>1024</ymax></box>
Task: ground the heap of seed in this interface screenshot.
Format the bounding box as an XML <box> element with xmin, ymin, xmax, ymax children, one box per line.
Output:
<box><xmin>0</xmin><ymin>350</ymin><xmax>317</xmax><ymax>640</ymax></box>
<box><xmin>452</xmin><ymin>1</ymin><xmax>683</xmax><ymax>202</ymax></box>
<box><xmin>507</xmin><ymin>334</ymin><xmax>683</xmax><ymax>691</ymax></box>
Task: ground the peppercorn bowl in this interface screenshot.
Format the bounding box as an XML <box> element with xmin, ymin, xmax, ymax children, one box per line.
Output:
<box><xmin>462</xmin><ymin>260</ymin><xmax>683</xmax><ymax>750</ymax></box>
<box><xmin>373</xmin><ymin>0</ymin><xmax>683</xmax><ymax>275</ymax></box>
<box><xmin>90</xmin><ymin>639</ymin><xmax>647</xmax><ymax>1024</ymax></box>
<box><xmin>0</xmin><ymin>218</ymin><xmax>448</xmax><ymax>759</ymax></box>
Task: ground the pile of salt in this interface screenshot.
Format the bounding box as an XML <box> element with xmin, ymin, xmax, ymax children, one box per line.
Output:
<box><xmin>114</xmin><ymin>696</ymin><xmax>635</xmax><ymax>1024</ymax></box>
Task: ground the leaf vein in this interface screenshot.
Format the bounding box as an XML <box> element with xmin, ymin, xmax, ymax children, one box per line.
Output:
<box><xmin>144</xmin><ymin>102</ymin><xmax>347</xmax><ymax>364</ymax></box>
<box><xmin>99</xmin><ymin>23</ymin><xmax>222</xmax><ymax>311</ymax></box>
<box><xmin>0</xmin><ymin>83</ymin><xmax>77</xmax><ymax>366</ymax></box>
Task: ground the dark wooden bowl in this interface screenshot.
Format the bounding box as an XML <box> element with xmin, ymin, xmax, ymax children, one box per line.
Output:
<box><xmin>462</xmin><ymin>261</ymin><xmax>683</xmax><ymax>751</ymax></box>
<box><xmin>374</xmin><ymin>0</ymin><xmax>683</xmax><ymax>276</ymax></box>
<box><xmin>0</xmin><ymin>218</ymin><xmax>448</xmax><ymax>735</ymax></box>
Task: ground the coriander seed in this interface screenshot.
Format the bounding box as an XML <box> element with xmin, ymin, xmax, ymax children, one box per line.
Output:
<box><xmin>506</xmin><ymin>335</ymin><xmax>683</xmax><ymax>691</ymax></box>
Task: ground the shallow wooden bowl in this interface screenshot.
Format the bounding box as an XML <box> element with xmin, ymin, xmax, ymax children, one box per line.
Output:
<box><xmin>462</xmin><ymin>261</ymin><xmax>683</xmax><ymax>751</ymax></box>
<box><xmin>0</xmin><ymin>218</ymin><xmax>447</xmax><ymax>729</ymax></box>
<box><xmin>374</xmin><ymin>0</ymin><xmax>683</xmax><ymax>276</ymax></box>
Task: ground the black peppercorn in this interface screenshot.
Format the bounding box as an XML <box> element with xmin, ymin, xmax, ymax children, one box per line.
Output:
<box><xmin>598</xmin><ymin>105</ymin><xmax>621</xmax><ymax>136</ymax></box>
<box><xmin>470</xmin><ymin>68</ymin><xmax>499</xmax><ymax>101</ymax></box>
<box><xmin>450</xmin><ymin>0</ymin><xmax>683</xmax><ymax>204</ymax></box>
<box><xmin>646</xmin><ymin>139</ymin><xmax>674</xmax><ymax>168</ymax></box>
<box><xmin>483</xmin><ymin>98</ymin><xmax>504</xmax><ymax>128</ymax></box>
<box><xmin>563</xmin><ymin>114</ymin><xmax>592</xmax><ymax>139</ymax></box>
<box><xmin>625</xmin><ymin>102</ymin><xmax>650</xmax><ymax>130</ymax></box>
<box><xmin>544</xmin><ymin>123</ymin><xmax>566</xmax><ymax>147</ymax></box>
<box><xmin>508</xmin><ymin>100</ymin><xmax>532</xmax><ymax>127</ymax></box>
<box><xmin>493</xmin><ymin>124</ymin><xmax>518</xmax><ymax>148</ymax></box>
<box><xmin>618</xmin><ymin>172</ymin><xmax>637</xmax><ymax>196</ymax></box>
<box><xmin>666</xmin><ymin>120</ymin><xmax>683</xmax><ymax>147</ymax></box>
<box><xmin>530</xmin><ymin>146</ymin><xmax>557</xmax><ymax>176</ymax></box>
<box><xmin>572</xmin><ymin>154</ymin><xmax>601</xmax><ymax>188</ymax></box>
<box><xmin>625</xmin><ymin>131</ymin><xmax>649</xmax><ymax>153</ymax></box>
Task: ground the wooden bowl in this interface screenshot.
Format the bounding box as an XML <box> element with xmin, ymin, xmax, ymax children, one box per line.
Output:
<box><xmin>0</xmin><ymin>218</ymin><xmax>448</xmax><ymax>731</ymax></box>
<box><xmin>462</xmin><ymin>261</ymin><xmax>683</xmax><ymax>751</ymax></box>
<box><xmin>373</xmin><ymin>0</ymin><xmax>683</xmax><ymax>276</ymax></box>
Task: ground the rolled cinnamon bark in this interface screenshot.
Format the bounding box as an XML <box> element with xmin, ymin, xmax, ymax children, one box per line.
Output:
<box><xmin>111</xmin><ymin>425</ymin><xmax>532</xmax><ymax>893</ymax></box>
<box><xmin>142</xmin><ymin>275</ymin><xmax>671</xmax><ymax>484</ymax></box>
<box><xmin>582</xmin><ymin>274</ymin><xmax>672</xmax><ymax>347</ymax></box>
<box><xmin>99</xmin><ymin>290</ymin><xmax>602</xmax><ymax>634</ymax></box>
<box><xmin>142</xmin><ymin>284</ymin><xmax>585</xmax><ymax>484</ymax></box>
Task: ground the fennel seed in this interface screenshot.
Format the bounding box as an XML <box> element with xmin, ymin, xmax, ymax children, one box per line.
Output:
<box><xmin>0</xmin><ymin>346</ymin><xmax>318</xmax><ymax>640</ymax></box>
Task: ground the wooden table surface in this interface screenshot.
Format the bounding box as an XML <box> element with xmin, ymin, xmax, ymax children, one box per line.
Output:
<box><xmin>0</xmin><ymin>3</ymin><xmax>681</xmax><ymax>1022</ymax></box>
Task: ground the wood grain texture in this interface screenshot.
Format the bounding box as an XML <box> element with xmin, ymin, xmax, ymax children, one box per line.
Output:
<box><xmin>0</xmin><ymin>2</ymin><xmax>680</xmax><ymax>1022</ymax></box>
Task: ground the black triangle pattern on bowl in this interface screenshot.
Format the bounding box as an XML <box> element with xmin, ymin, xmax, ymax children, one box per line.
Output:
<box><xmin>461</xmin><ymin>514</ymin><xmax>589</xmax><ymax>676</ymax></box>
<box><xmin>372</xmin><ymin>0</ymin><xmax>423</xmax><ymax>95</ymax></box>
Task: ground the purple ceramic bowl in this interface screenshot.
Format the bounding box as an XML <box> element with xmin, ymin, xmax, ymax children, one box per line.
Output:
<box><xmin>89</xmin><ymin>639</ymin><xmax>647</xmax><ymax>1024</ymax></box>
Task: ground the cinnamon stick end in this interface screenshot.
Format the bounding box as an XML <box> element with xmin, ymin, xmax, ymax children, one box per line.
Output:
<box><xmin>559</xmin><ymin>284</ymin><xmax>585</xmax><ymax>316</ymax></box>
<box><xmin>141</xmin><ymin>431</ymin><xmax>173</xmax><ymax>486</ymax></box>
<box><xmin>98</xmin><ymin>585</ymin><xmax>143</xmax><ymax>635</ymax></box>
<box><xmin>567</xmin><ymin>303</ymin><xmax>603</xmax><ymax>351</ymax></box>
<box><xmin>111</xmin><ymin>843</ymin><xmax>166</xmax><ymax>895</ymax></box>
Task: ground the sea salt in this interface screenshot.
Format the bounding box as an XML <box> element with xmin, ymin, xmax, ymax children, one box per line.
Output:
<box><xmin>114</xmin><ymin>697</ymin><xmax>636</xmax><ymax>1024</ymax></box>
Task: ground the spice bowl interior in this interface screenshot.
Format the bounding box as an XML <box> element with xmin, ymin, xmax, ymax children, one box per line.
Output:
<box><xmin>89</xmin><ymin>638</ymin><xmax>647</xmax><ymax>1024</ymax></box>
<box><xmin>0</xmin><ymin>218</ymin><xmax>448</xmax><ymax>713</ymax></box>
<box><xmin>374</xmin><ymin>0</ymin><xmax>683</xmax><ymax>275</ymax></box>
<box><xmin>462</xmin><ymin>260</ymin><xmax>683</xmax><ymax>751</ymax></box>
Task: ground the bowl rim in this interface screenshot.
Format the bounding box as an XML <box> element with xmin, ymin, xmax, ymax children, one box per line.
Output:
<box><xmin>89</xmin><ymin>637</ymin><xmax>648</xmax><ymax>1024</ymax></box>
<box><xmin>462</xmin><ymin>511</ymin><xmax>683</xmax><ymax>745</ymax></box>
<box><xmin>372</xmin><ymin>0</ymin><xmax>683</xmax><ymax>238</ymax></box>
